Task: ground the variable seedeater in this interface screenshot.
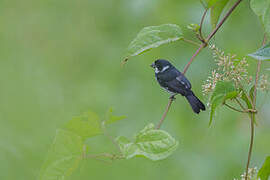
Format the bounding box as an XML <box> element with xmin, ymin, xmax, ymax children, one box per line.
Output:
<box><xmin>151</xmin><ymin>59</ymin><xmax>205</xmax><ymax>114</ymax></box>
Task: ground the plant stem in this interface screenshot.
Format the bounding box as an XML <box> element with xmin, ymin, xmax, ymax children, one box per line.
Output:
<box><xmin>183</xmin><ymin>38</ymin><xmax>201</xmax><ymax>47</ymax></box>
<box><xmin>156</xmin><ymin>96</ymin><xmax>175</xmax><ymax>129</ymax></box>
<box><xmin>198</xmin><ymin>8</ymin><xmax>208</xmax><ymax>43</ymax></box>
<box><xmin>157</xmin><ymin>0</ymin><xmax>243</xmax><ymax>129</ymax></box>
<box><xmin>206</xmin><ymin>0</ymin><xmax>243</xmax><ymax>41</ymax></box>
<box><xmin>244</xmin><ymin>34</ymin><xmax>267</xmax><ymax>180</ymax></box>
<box><xmin>183</xmin><ymin>0</ymin><xmax>243</xmax><ymax>75</ymax></box>
<box><xmin>224</xmin><ymin>102</ymin><xmax>246</xmax><ymax>113</ymax></box>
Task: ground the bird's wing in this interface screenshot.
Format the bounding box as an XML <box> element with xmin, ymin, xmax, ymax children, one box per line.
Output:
<box><xmin>176</xmin><ymin>74</ymin><xmax>191</xmax><ymax>89</ymax></box>
<box><xmin>164</xmin><ymin>74</ymin><xmax>191</xmax><ymax>96</ymax></box>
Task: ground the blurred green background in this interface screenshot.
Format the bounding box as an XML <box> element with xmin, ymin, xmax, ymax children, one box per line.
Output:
<box><xmin>0</xmin><ymin>0</ymin><xmax>269</xmax><ymax>179</ymax></box>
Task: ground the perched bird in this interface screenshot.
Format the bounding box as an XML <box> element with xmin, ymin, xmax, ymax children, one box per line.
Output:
<box><xmin>151</xmin><ymin>59</ymin><xmax>205</xmax><ymax>114</ymax></box>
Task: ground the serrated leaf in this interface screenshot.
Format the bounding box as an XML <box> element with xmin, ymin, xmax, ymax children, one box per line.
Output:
<box><xmin>105</xmin><ymin>108</ymin><xmax>126</xmax><ymax>125</ymax></box>
<box><xmin>209</xmin><ymin>81</ymin><xmax>238</xmax><ymax>126</ymax></box>
<box><xmin>248</xmin><ymin>42</ymin><xmax>270</xmax><ymax>61</ymax></box>
<box><xmin>123</xmin><ymin>24</ymin><xmax>183</xmax><ymax>63</ymax></box>
<box><xmin>116</xmin><ymin>124</ymin><xmax>178</xmax><ymax>161</ymax></box>
<box><xmin>39</xmin><ymin>129</ymin><xmax>83</xmax><ymax>180</ymax></box>
<box><xmin>250</xmin><ymin>0</ymin><xmax>270</xmax><ymax>37</ymax></box>
<box><xmin>64</xmin><ymin>111</ymin><xmax>102</xmax><ymax>141</ymax></box>
<box><xmin>258</xmin><ymin>156</ymin><xmax>270</xmax><ymax>180</ymax></box>
<box><xmin>210</xmin><ymin>0</ymin><xmax>230</xmax><ymax>29</ymax></box>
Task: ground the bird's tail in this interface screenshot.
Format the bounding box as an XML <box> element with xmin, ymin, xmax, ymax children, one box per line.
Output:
<box><xmin>185</xmin><ymin>91</ymin><xmax>205</xmax><ymax>114</ymax></box>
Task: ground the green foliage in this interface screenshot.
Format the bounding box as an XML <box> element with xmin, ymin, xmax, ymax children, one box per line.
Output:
<box><xmin>123</xmin><ymin>24</ymin><xmax>183</xmax><ymax>63</ymax></box>
<box><xmin>116</xmin><ymin>124</ymin><xmax>178</xmax><ymax>161</ymax></box>
<box><xmin>202</xmin><ymin>0</ymin><xmax>222</xmax><ymax>8</ymax></box>
<box><xmin>64</xmin><ymin>111</ymin><xmax>102</xmax><ymax>141</ymax></box>
<box><xmin>104</xmin><ymin>108</ymin><xmax>126</xmax><ymax>125</ymax></box>
<box><xmin>248</xmin><ymin>42</ymin><xmax>270</xmax><ymax>61</ymax></box>
<box><xmin>258</xmin><ymin>156</ymin><xmax>270</xmax><ymax>180</ymax></box>
<box><xmin>210</xmin><ymin>0</ymin><xmax>230</xmax><ymax>29</ymax></box>
<box><xmin>209</xmin><ymin>81</ymin><xmax>238</xmax><ymax>126</ymax></box>
<box><xmin>40</xmin><ymin>110</ymin><xmax>179</xmax><ymax>179</ymax></box>
<box><xmin>250</xmin><ymin>0</ymin><xmax>270</xmax><ymax>37</ymax></box>
<box><xmin>39</xmin><ymin>129</ymin><xmax>83</xmax><ymax>180</ymax></box>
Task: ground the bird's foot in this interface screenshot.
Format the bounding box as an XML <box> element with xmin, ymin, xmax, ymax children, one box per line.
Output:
<box><xmin>169</xmin><ymin>95</ymin><xmax>176</xmax><ymax>100</ymax></box>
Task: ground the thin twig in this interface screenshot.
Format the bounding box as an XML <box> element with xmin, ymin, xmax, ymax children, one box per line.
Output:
<box><xmin>224</xmin><ymin>102</ymin><xmax>246</xmax><ymax>113</ymax></box>
<box><xmin>156</xmin><ymin>96</ymin><xmax>175</xmax><ymax>129</ymax></box>
<box><xmin>183</xmin><ymin>38</ymin><xmax>201</xmax><ymax>47</ymax></box>
<box><xmin>102</xmin><ymin>122</ymin><xmax>121</xmax><ymax>153</ymax></box>
<box><xmin>198</xmin><ymin>8</ymin><xmax>208</xmax><ymax>43</ymax></box>
<box><xmin>183</xmin><ymin>43</ymin><xmax>206</xmax><ymax>74</ymax></box>
<box><xmin>183</xmin><ymin>0</ymin><xmax>243</xmax><ymax>75</ymax></box>
<box><xmin>235</xmin><ymin>98</ymin><xmax>246</xmax><ymax>110</ymax></box>
<box><xmin>206</xmin><ymin>0</ymin><xmax>243</xmax><ymax>42</ymax></box>
<box><xmin>244</xmin><ymin>34</ymin><xmax>267</xmax><ymax>180</ymax></box>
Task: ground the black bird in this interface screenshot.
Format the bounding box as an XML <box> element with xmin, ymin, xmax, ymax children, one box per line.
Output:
<box><xmin>151</xmin><ymin>59</ymin><xmax>205</xmax><ymax>114</ymax></box>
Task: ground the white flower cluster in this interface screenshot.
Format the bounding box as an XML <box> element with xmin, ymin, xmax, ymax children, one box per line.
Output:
<box><xmin>202</xmin><ymin>44</ymin><xmax>252</xmax><ymax>95</ymax></box>
<box><xmin>233</xmin><ymin>167</ymin><xmax>260</xmax><ymax>180</ymax></box>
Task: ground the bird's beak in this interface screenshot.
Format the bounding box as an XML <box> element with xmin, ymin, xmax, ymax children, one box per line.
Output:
<box><xmin>150</xmin><ymin>63</ymin><xmax>155</xmax><ymax>68</ymax></box>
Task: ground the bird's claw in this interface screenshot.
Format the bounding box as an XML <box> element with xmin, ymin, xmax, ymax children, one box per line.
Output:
<box><xmin>169</xmin><ymin>95</ymin><xmax>176</xmax><ymax>100</ymax></box>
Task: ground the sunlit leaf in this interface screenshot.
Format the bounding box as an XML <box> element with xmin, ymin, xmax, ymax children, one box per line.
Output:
<box><xmin>123</xmin><ymin>24</ymin><xmax>183</xmax><ymax>63</ymax></box>
<box><xmin>116</xmin><ymin>124</ymin><xmax>178</xmax><ymax>161</ymax></box>
<box><xmin>210</xmin><ymin>0</ymin><xmax>230</xmax><ymax>29</ymax></box>
<box><xmin>248</xmin><ymin>42</ymin><xmax>270</xmax><ymax>61</ymax></box>
<box><xmin>39</xmin><ymin>129</ymin><xmax>83</xmax><ymax>180</ymax></box>
<box><xmin>105</xmin><ymin>108</ymin><xmax>126</xmax><ymax>125</ymax></box>
<box><xmin>258</xmin><ymin>156</ymin><xmax>270</xmax><ymax>180</ymax></box>
<box><xmin>209</xmin><ymin>81</ymin><xmax>238</xmax><ymax>126</ymax></box>
<box><xmin>64</xmin><ymin>111</ymin><xmax>102</xmax><ymax>141</ymax></box>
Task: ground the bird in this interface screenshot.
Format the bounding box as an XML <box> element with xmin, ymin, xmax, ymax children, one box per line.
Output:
<box><xmin>151</xmin><ymin>59</ymin><xmax>205</xmax><ymax>114</ymax></box>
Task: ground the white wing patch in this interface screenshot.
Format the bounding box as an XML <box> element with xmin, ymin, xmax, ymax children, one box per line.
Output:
<box><xmin>176</xmin><ymin>76</ymin><xmax>190</xmax><ymax>89</ymax></box>
<box><xmin>161</xmin><ymin>65</ymin><xmax>170</xmax><ymax>72</ymax></box>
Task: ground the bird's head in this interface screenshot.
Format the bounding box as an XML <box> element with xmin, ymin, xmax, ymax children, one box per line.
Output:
<box><xmin>151</xmin><ymin>59</ymin><xmax>173</xmax><ymax>73</ymax></box>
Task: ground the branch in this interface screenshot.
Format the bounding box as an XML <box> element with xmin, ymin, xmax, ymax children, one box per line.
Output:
<box><xmin>244</xmin><ymin>34</ymin><xmax>267</xmax><ymax>180</ymax></box>
<box><xmin>156</xmin><ymin>96</ymin><xmax>175</xmax><ymax>129</ymax></box>
<box><xmin>183</xmin><ymin>0</ymin><xmax>243</xmax><ymax>75</ymax></box>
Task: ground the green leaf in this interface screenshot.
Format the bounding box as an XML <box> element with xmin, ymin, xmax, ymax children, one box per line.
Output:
<box><xmin>39</xmin><ymin>129</ymin><xmax>83</xmax><ymax>180</ymax></box>
<box><xmin>64</xmin><ymin>111</ymin><xmax>102</xmax><ymax>141</ymax></box>
<box><xmin>249</xmin><ymin>85</ymin><xmax>255</xmax><ymax>101</ymax></box>
<box><xmin>209</xmin><ymin>81</ymin><xmax>238</xmax><ymax>126</ymax></box>
<box><xmin>241</xmin><ymin>90</ymin><xmax>253</xmax><ymax>109</ymax></box>
<box><xmin>209</xmin><ymin>94</ymin><xmax>224</xmax><ymax>126</ymax></box>
<box><xmin>250</xmin><ymin>0</ymin><xmax>270</xmax><ymax>37</ymax></box>
<box><xmin>248</xmin><ymin>42</ymin><xmax>270</xmax><ymax>61</ymax></box>
<box><xmin>202</xmin><ymin>0</ymin><xmax>226</xmax><ymax>8</ymax></box>
<box><xmin>116</xmin><ymin>124</ymin><xmax>178</xmax><ymax>161</ymax></box>
<box><xmin>123</xmin><ymin>24</ymin><xmax>183</xmax><ymax>63</ymax></box>
<box><xmin>210</xmin><ymin>0</ymin><xmax>230</xmax><ymax>29</ymax></box>
<box><xmin>258</xmin><ymin>156</ymin><xmax>270</xmax><ymax>180</ymax></box>
<box><xmin>105</xmin><ymin>108</ymin><xmax>126</xmax><ymax>125</ymax></box>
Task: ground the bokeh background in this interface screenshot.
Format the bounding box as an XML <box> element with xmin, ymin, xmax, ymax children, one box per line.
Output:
<box><xmin>0</xmin><ymin>0</ymin><xmax>269</xmax><ymax>179</ymax></box>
